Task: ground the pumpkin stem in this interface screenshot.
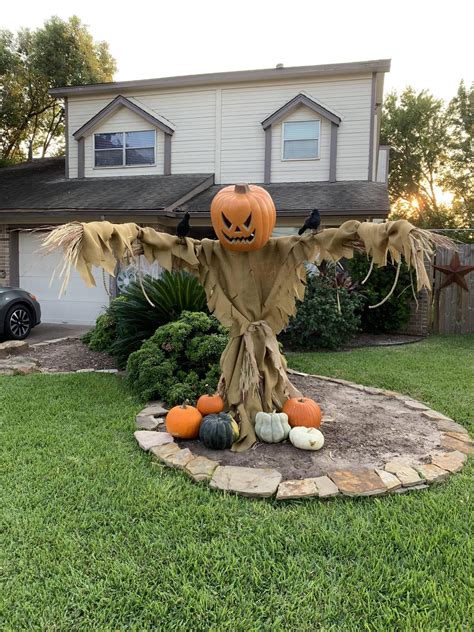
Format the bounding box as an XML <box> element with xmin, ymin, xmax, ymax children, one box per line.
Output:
<box><xmin>181</xmin><ymin>399</ymin><xmax>190</xmax><ymax>409</ymax></box>
<box><xmin>234</xmin><ymin>183</ymin><xmax>250</xmax><ymax>194</ymax></box>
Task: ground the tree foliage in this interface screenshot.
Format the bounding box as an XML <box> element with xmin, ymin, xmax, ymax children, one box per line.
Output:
<box><xmin>381</xmin><ymin>88</ymin><xmax>449</xmax><ymax>212</ymax></box>
<box><xmin>440</xmin><ymin>81</ymin><xmax>474</xmax><ymax>225</ymax></box>
<box><xmin>381</xmin><ymin>83</ymin><xmax>473</xmax><ymax>236</ymax></box>
<box><xmin>0</xmin><ymin>16</ymin><xmax>116</xmax><ymax>163</ymax></box>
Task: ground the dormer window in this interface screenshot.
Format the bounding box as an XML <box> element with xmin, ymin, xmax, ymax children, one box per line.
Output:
<box><xmin>94</xmin><ymin>130</ymin><xmax>156</xmax><ymax>167</ymax></box>
<box><xmin>282</xmin><ymin>120</ymin><xmax>320</xmax><ymax>160</ymax></box>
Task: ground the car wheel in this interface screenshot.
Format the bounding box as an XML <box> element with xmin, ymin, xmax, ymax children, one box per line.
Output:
<box><xmin>5</xmin><ymin>305</ymin><xmax>32</xmax><ymax>340</ymax></box>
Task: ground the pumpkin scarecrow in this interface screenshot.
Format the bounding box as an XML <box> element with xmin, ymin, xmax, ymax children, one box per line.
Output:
<box><xmin>44</xmin><ymin>183</ymin><xmax>452</xmax><ymax>451</ymax></box>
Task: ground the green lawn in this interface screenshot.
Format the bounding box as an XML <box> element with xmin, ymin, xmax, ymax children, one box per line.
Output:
<box><xmin>0</xmin><ymin>336</ymin><xmax>473</xmax><ymax>631</ymax></box>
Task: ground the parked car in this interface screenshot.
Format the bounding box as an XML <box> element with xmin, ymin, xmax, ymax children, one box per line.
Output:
<box><xmin>0</xmin><ymin>287</ymin><xmax>41</xmax><ymax>340</ymax></box>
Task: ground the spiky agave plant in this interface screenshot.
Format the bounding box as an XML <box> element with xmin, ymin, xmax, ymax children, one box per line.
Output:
<box><xmin>104</xmin><ymin>270</ymin><xmax>208</xmax><ymax>367</ymax></box>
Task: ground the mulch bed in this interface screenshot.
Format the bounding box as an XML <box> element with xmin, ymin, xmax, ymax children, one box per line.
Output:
<box><xmin>28</xmin><ymin>339</ymin><xmax>117</xmax><ymax>372</ymax></box>
<box><xmin>178</xmin><ymin>374</ymin><xmax>442</xmax><ymax>480</ymax></box>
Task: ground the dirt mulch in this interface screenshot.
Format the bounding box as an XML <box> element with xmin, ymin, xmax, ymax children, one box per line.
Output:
<box><xmin>177</xmin><ymin>374</ymin><xmax>442</xmax><ymax>480</ymax></box>
<box><xmin>28</xmin><ymin>339</ymin><xmax>117</xmax><ymax>372</ymax></box>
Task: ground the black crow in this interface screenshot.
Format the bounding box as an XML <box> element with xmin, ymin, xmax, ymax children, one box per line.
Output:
<box><xmin>298</xmin><ymin>209</ymin><xmax>321</xmax><ymax>235</ymax></box>
<box><xmin>176</xmin><ymin>212</ymin><xmax>191</xmax><ymax>241</ymax></box>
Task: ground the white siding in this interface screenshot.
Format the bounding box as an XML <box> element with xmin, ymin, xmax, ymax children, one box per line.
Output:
<box><xmin>68</xmin><ymin>90</ymin><xmax>216</xmax><ymax>178</ymax></box>
<box><xmin>219</xmin><ymin>77</ymin><xmax>372</xmax><ymax>183</ymax></box>
<box><xmin>376</xmin><ymin>147</ymin><xmax>389</xmax><ymax>183</ymax></box>
<box><xmin>67</xmin><ymin>74</ymin><xmax>373</xmax><ymax>184</ymax></box>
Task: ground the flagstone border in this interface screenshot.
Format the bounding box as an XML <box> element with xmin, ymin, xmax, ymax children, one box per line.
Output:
<box><xmin>133</xmin><ymin>374</ymin><xmax>471</xmax><ymax>500</ymax></box>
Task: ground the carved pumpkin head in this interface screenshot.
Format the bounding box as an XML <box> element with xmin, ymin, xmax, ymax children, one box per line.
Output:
<box><xmin>210</xmin><ymin>183</ymin><xmax>276</xmax><ymax>252</ymax></box>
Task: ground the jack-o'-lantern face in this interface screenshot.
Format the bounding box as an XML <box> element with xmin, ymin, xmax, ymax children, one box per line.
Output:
<box><xmin>210</xmin><ymin>183</ymin><xmax>276</xmax><ymax>252</ymax></box>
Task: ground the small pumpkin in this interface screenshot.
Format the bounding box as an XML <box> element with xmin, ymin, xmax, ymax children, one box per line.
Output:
<box><xmin>283</xmin><ymin>397</ymin><xmax>322</xmax><ymax>428</ymax></box>
<box><xmin>289</xmin><ymin>427</ymin><xmax>325</xmax><ymax>451</ymax></box>
<box><xmin>210</xmin><ymin>183</ymin><xmax>276</xmax><ymax>252</ymax></box>
<box><xmin>255</xmin><ymin>411</ymin><xmax>291</xmax><ymax>443</ymax></box>
<box><xmin>165</xmin><ymin>401</ymin><xmax>202</xmax><ymax>439</ymax></box>
<box><xmin>199</xmin><ymin>412</ymin><xmax>235</xmax><ymax>450</ymax></box>
<box><xmin>196</xmin><ymin>387</ymin><xmax>225</xmax><ymax>415</ymax></box>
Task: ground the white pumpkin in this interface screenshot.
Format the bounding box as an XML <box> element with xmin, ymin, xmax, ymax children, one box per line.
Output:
<box><xmin>255</xmin><ymin>411</ymin><xmax>291</xmax><ymax>443</ymax></box>
<box><xmin>289</xmin><ymin>427</ymin><xmax>325</xmax><ymax>451</ymax></box>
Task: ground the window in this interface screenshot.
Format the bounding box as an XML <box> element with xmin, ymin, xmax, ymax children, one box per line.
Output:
<box><xmin>282</xmin><ymin>120</ymin><xmax>320</xmax><ymax>160</ymax></box>
<box><xmin>94</xmin><ymin>130</ymin><xmax>156</xmax><ymax>167</ymax></box>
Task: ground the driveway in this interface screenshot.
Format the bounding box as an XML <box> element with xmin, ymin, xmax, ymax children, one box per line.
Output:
<box><xmin>28</xmin><ymin>323</ymin><xmax>92</xmax><ymax>344</ymax></box>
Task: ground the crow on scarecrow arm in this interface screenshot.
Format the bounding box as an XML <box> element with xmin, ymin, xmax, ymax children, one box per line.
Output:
<box><xmin>176</xmin><ymin>211</ymin><xmax>191</xmax><ymax>241</ymax></box>
<box><xmin>298</xmin><ymin>209</ymin><xmax>321</xmax><ymax>235</ymax></box>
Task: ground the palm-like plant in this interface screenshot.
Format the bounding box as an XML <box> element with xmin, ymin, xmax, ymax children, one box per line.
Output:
<box><xmin>86</xmin><ymin>270</ymin><xmax>208</xmax><ymax>367</ymax></box>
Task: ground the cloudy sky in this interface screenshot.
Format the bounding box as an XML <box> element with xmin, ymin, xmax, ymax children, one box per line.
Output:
<box><xmin>3</xmin><ymin>0</ymin><xmax>472</xmax><ymax>102</ymax></box>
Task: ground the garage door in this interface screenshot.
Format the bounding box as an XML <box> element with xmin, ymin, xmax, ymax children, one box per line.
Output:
<box><xmin>19</xmin><ymin>233</ymin><xmax>111</xmax><ymax>325</ymax></box>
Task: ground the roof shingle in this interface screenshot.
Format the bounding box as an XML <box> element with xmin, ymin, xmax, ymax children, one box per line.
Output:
<box><xmin>0</xmin><ymin>158</ymin><xmax>389</xmax><ymax>219</ymax></box>
<box><xmin>0</xmin><ymin>158</ymin><xmax>212</xmax><ymax>211</ymax></box>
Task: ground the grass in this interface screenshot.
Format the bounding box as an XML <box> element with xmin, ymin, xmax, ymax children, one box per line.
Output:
<box><xmin>0</xmin><ymin>335</ymin><xmax>472</xmax><ymax>630</ymax></box>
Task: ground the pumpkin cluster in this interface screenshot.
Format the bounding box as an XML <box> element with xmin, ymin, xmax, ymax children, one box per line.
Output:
<box><xmin>255</xmin><ymin>397</ymin><xmax>325</xmax><ymax>451</ymax></box>
<box><xmin>165</xmin><ymin>390</ymin><xmax>324</xmax><ymax>452</ymax></box>
<box><xmin>165</xmin><ymin>391</ymin><xmax>240</xmax><ymax>450</ymax></box>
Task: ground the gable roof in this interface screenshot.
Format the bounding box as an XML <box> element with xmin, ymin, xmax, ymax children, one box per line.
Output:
<box><xmin>50</xmin><ymin>59</ymin><xmax>391</xmax><ymax>98</ymax></box>
<box><xmin>261</xmin><ymin>93</ymin><xmax>342</xmax><ymax>129</ymax></box>
<box><xmin>73</xmin><ymin>95</ymin><xmax>175</xmax><ymax>140</ymax></box>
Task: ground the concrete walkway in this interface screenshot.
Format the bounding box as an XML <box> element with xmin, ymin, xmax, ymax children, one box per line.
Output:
<box><xmin>28</xmin><ymin>323</ymin><xmax>92</xmax><ymax>344</ymax></box>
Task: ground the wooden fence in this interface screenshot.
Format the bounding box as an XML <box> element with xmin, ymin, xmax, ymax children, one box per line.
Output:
<box><xmin>432</xmin><ymin>244</ymin><xmax>474</xmax><ymax>334</ymax></box>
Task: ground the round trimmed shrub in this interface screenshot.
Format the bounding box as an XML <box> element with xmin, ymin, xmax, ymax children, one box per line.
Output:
<box><xmin>126</xmin><ymin>311</ymin><xmax>228</xmax><ymax>405</ymax></box>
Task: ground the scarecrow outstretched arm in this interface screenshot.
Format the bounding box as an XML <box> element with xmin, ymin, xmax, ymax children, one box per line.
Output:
<box><xmin>296</xmin><ymin>219</ymin><xmax>453</xmax><ymax>292</ymax></box>
<box><xmin>42</xmin><ymin>221</ymin><xmax>201</xmax><ymax>292</ymax></box>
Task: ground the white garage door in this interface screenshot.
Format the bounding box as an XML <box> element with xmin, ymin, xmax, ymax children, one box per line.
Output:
<box><xmin>19</xmin><ymin>233</ymin><xmax>111</xmax><ymax>325</ymax></box>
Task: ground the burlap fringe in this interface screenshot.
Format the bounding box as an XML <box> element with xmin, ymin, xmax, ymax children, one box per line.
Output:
<box><xmin>42</xmin><ymin>222</ymin><xmax>85</xmax><ymax>295</ymax></box>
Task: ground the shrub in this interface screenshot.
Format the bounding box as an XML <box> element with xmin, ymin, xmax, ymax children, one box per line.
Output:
<box><xmin>347</xmin><ymin>253</ymin><xmax>412</xmax><ymax>333</ymax></box>
<box><xmin>82</xmin><ymin>302</ymin><xmax>121</xmax><ymax>352</ymax></box>
<box><xmin>126</xmin><ymin>311</ymin><xmax>228</xmax><ymax>405</ymax></box>
<box><xmin>83</xmin><ymin>270</ymin><xmax>208</xmax><ymax>367</ymax></box>
<box><xmin>280</xmin><ymin>269</ymin><xmax>363</xmax><ymax>350</ymax></box>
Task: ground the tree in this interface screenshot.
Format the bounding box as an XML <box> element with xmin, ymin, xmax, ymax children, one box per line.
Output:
<box><xmin>381</xmin><ymin>88</ymin><xmax>450</xmax><ymax>214</ymax></box>
<box><xmin>439</xmin><ymin>81</ymin><xmax>474</xmax><ymax>225</ymax></box>
<box><xmin>0</xmin><ymin>16</ymin><xmax>116</xmax><ymax>164</ymax></box>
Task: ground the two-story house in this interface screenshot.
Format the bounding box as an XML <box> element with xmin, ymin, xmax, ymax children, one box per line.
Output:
<box><xmin>0</xmin><ymin>59</ymin><xmax>391</xmax><ymax>325</ymax></box>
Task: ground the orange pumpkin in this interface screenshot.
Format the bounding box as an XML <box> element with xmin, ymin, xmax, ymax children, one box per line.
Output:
<box><xmin>282</xmin><ymin>397</ymin><xmax>322</xmax><ymax>428</ymax></box>
<box><xmin>196</xmin><ymin>392</ymin><xmax>225</xmax><ymax>415</ymax></box>
<box><xmin>166</xmin><ymin>402</ymin><xmax>202</xmax><ymax>439</ymax></box>
<box><xmin>210</xmin><ymin>183</ymin><xmax>276</xmax><ymax>252</ymax></box>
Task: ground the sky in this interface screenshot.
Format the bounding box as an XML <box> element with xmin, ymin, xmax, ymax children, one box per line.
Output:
<box><xmin>2</xmin><ymin>0</ymin><xmax>472</xmax><ymax>102</ymax></box>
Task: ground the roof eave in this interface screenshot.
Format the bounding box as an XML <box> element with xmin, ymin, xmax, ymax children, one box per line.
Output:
<box><xmin>49</xmin><ymin>59</ymin><xmax>392</xmax><ymax>98</ymax></box>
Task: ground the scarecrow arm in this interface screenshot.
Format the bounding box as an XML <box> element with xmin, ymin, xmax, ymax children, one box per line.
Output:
<box><xmin>295</xmin><ymin>219</ymin><xmax>454</xmax><ymax>293</ymax></box>
<box><xmin>42</xmin><ymin>221</ymin><xmax>201</xmax><ymax>293</ymax></box>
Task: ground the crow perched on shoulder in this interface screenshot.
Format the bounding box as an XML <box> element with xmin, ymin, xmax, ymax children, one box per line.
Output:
<box><xmin>298</xmin><ymin>209</ymin><xmax>321</xmax><ymax>235</ymax></box>
<box><xmin>176</xmin><ymin>212</ymin><xmax>190</xmax><ymax>240</ymax></box>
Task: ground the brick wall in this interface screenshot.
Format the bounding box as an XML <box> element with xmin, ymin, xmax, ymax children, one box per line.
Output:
<box><xmin>397</xmin><ymin>290</ymin><xmax>431</xmax><ymax>336</ymax></box>
<box><xmin>0</xmin><ymin>225</ymin><xmax>10</xmax><ymax>287</ymax></box>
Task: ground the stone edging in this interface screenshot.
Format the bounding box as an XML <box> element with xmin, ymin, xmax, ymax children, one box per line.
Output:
<box><xmin>31</xmin><ymin>336</ymin><xmax>75</xmax><ymax>348</ymax></box>
<box><xmin>133</xmin><ymin>377</ymin><xmax>472</xmax><ymax>500</ymax></box>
